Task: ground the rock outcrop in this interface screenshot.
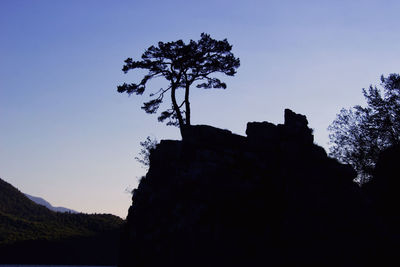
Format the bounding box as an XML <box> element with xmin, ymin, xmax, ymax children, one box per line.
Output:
<box><xmin>119</xmin><ymin>109</ymin><xmax>389</xmax><ymax>267</ymax></box>
<box><xmin>363</xmin><ymin>144</ymin><xmax>400</xmax><ymax>252</ymax></box>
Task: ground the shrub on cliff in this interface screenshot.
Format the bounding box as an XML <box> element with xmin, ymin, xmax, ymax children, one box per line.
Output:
<box><xmin>135</xmin><ymin>136</ymin><xmax>158</xmax><ymax>169</ymax></box>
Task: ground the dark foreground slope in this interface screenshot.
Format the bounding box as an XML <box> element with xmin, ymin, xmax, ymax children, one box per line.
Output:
<box><xmin>120</xmin><ymin>109</ymin><xmax>393</xmax><ymax>267</ymax></box>
<box><xmin>0</xmin><ymin>178</ymin><xmax>123</xmax><ymax>265</ymax></box>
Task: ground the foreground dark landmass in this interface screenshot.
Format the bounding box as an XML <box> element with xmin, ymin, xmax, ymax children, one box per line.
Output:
<box><xmin>0</xmin><ymin>178</ymin><xmax>123</xmax><ymax>265</ymax></box>
<box><xmin>120</xmin><ymin>109</ymin><xmax>399</xmax><ymax>267</ymax></box>
<box><xmin>0</xmin><ymin>231</ymin><xmax>121</xmax><ymax>265</ymax></box>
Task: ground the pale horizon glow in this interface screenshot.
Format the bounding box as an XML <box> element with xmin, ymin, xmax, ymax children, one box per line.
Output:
<box><xmin>1</xmin><ymin>0</ymin><xmax>399</xmax><ymax>218</ymax></box>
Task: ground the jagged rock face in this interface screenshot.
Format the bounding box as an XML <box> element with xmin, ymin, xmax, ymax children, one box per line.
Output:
<box><xmin>364</xmin><ymin>145</ymin><xmax>400</xmax><ymax>233</ymax></box>
<box><xmin>120</xmin><ymin>110</ymin><xmax>386</xmax><ymax>267</ymax></box>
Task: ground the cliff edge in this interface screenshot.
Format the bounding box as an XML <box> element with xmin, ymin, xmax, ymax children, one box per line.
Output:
<box><xmin>119</xmin><ymin>109</ymin><xmax>388</xmax><ymax>267</ymax></box>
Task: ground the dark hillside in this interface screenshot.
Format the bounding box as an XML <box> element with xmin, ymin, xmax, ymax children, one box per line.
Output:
<box><xmin>0</xmin><ymin>178</ymin><xmax>53</xmax><ymax>220</ymax></box>
<box><xmin>0</xmin><ymin>178</ymin><xmax>123</xmax><ymax>265</ymax></box>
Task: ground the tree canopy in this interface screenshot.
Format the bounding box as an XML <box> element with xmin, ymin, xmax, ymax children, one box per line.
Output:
<box><xmin>117</xmin><ymin>33</ymin><xmax>240</xmax><ymax>137</ymax></box>
<box><xmin>328</xmin><ymin>73</ymin><xmax>400</xmax><ymax>183</ymax></box>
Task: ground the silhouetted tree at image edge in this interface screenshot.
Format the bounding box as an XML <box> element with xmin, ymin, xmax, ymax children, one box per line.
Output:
<box><xmin>328</xmin><ymin>73</ymin><xmax>400</xmax><ymax>183</ymax></box>
<box><xmin>117</xmin><ymin>33</ymin><xmax>240</xmax><ymax>137</ymax></box>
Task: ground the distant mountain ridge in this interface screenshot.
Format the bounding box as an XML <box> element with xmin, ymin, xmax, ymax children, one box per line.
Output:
<box><xmin>0</xmin><ymin>177</ymin><xmax>124</xmax><ymax>265</ymax></box>
<box><xmin>0</xmin><ymin>177</ymin><xmax>123</xmax><ymax>244</ymax></box>
<box><xmin>24</xmin><ymin>193</ymin><xmax>78</xmax><ymax>213</ymax></box>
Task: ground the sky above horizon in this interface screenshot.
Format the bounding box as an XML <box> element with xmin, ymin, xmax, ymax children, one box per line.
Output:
<box><xmin>1</xmin><ymin>0</ymin><xmax>399</xmax><ymax>218</ymax></box>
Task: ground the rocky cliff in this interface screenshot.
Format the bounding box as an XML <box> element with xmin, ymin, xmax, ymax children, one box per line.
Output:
<box><xmin>119</xmin><ymin>109</ymin><xmax>391</xmax><ymax>267</ymax></box>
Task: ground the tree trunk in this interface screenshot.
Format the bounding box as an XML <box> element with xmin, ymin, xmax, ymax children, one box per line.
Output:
<box><xmin>171</xmin><ymin>86</ymin><xmax>185</xmax><ymax>137</ymax></box>
<box><xmin>185</xmin><ymin>84</ymin><xmax>191</xmax><ymax>126</ymax></box>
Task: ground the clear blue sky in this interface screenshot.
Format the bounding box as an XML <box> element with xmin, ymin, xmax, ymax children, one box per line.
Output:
<box><xmin>1</xmin><ymin>0</ymin><xmax>399</xmax><ymax>217</ymax></box>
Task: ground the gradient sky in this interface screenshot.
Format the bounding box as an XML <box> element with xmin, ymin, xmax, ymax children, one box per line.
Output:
<box><xmin>1</xmin><ymin>0</ymin><xmax>399</xmax><ymax>218</ymax></box>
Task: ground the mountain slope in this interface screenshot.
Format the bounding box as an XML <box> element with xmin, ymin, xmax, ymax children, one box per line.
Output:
<box><xmin>0</xmin><ymin>178</ymin><xmax>52</xmax><ymax>221</ymax></box>
<box><xmin>24</xmin><ymin>193</ymin><xmax>78</xmax><ymax>213</ymax></box>
<box><xmin>0</xmin><ymin>178</ymin><xmax>123</xmax><ymax>244</ymax></box>
<box><xmin>0</xmin><ymin>177</ymin><xmax>124</xmax><ymax>265</ymax></box>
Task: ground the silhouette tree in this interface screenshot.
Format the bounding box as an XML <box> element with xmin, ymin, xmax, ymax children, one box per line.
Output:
<box><xmin>117</xmin><ymin>33</ymin><xmax>240</xmax><ymax>137</ymax></box>
<box><xmin>328</xmin><ymin>73</ymin><xmax>400</xmax><ymax>183</ymax></box>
